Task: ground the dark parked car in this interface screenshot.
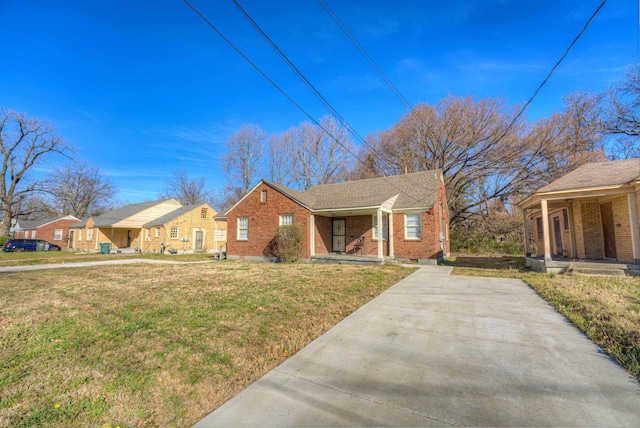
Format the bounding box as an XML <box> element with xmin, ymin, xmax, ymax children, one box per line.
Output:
<box><xmin>2</xmin><ymin>239</ymin><xmax>61</xmax><ymax>252</ymax></box>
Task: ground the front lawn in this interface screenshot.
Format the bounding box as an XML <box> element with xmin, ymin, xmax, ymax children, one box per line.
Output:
<box><xmin>448</xmin><ymin>254</ymin><xmax>640</xmax><ymax>381</ymax></box>
<box><xmin>0</xmin><ymin>262</ymin><xmax>411</xmax><ymax>427</ymax></box>
<box><xmin>0</xmin><ymin>251</ymin><xmax>212</xmax><ymax>267</ymax></box>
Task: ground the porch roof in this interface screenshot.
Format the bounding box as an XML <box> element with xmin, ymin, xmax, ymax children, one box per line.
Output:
<box><xmin>91</xmin><ymin>199</ymin><xmax>180</xmax><ymax>227</ymax></box>
<box><xmin>518</xmin><ymin>158</ymin><xmax>640</xmax><ymax>210</ymax></box>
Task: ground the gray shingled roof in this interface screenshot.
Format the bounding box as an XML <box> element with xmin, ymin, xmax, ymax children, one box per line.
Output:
<box><xmin>92</xmin><ymin>200</ymin><xmax>167</xmax><ymax>227</ymax></box>
<box><xmin>258</xmin><ymin>170</ymin><xmax>443</xmax><ymax>212</ymax></box>
<box><xmin>538</xmin><ymin>158</ymin><xmax>640</xmax><ymax>193</ymax></box>
<box><xmin>143</xmin><ymin>204</ymin><xmax>202</xmax><ymax>227</ymax></box>
<box><xmin>16</xmin><ymin>216</ymin><xmax>74</xmax><ymax>230</ymax></box>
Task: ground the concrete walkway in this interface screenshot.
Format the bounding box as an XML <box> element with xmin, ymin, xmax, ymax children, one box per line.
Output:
<box><xmin>0</xmin><ymin>258</ymin><xmax>213</xmax><ymax>273</ymax></box>
<box><xmin>195</xmin><ymin>265</ymin><xmax>640</xmax><ymax>427</ymax></box>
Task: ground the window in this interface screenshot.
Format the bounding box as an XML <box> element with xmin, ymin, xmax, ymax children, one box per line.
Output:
<box><xmin>238</xmin><ymin>217</ymin><xmax>248</xmax><ymax>240</ymax></box>
<box><xmin>53</xmin><ymin>229</ymin><xmax>63</xmax><ymax>241</ymax></box>
<box><xmin>87</xmin><ymin>228</ymin><xmax>93</xmax><ymax>241</ymax></box>
<box><xmin>280</xmin><ymin>214</ymin><xmax>294</xmax><ymax>226</ymax></box>
<box><xmin>563</xmin><ymin>209</ymin><xmax>569</xmax><ymax>230</ymax></box>
<box><xmin>372</xmin><ymin>214</ymin><xmax>388</xmax><ymax>240</ymax></box>
<box><xmin>405</xmin><ymin>214</ymin><xmax>422</xmax><ymax>239</ymax></box>
<box><xmin>146</xmin><ymin>229</ymin><xmax>151</xmax><ymax>241</ymax></box>
<box><xmin>31</xmin><ymin>230</ymin><xmax>36</xmax><ymax>239</ymax></box>
<box><xmin>155</xmin><ymin>228</ymin><xmax>160</xmax><ymax>237</ymax></box>
<box><xmin>214</xmin><ymin>229</ymin><xmax>227</xmax><ymax>240</ymax></box>
<box><xmin>260</xmin><ymin>190</ymin><xmax>267</xmax><ymax>202</ymax></box>
<box><xmin>536</xmin><ymin>217</ymin><xmax>543</xmax><ymax>239</ymax></box>
<box><xmin>170</xmin><ymin>227</ymin><xmax>178</xmax><ymax>239</ymax></box>
<box><xmin>201</xmin><ymin>208</ymin><xmax>208</xmax><ymax>218</ymax></box>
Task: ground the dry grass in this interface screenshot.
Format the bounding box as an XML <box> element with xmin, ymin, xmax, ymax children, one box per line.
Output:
<box><xmin>0</xmin><ymin>261</ymin><xmax>410</xmax><ymax>427</ymax></box>
<box><xmin>447</xmin><ymin>254</ymin><xmax>640</xmax><ymax>381</ymax></box>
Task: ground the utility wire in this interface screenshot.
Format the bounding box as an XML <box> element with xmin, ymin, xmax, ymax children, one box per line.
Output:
<box><xmin>184</xmin><ymin>0</ymin><xmax>431</xmax><ymax>205</ymax></box>
<box><xmin>228</xmin><ymin>0</ymin><xmax>397</xmax><ymax>169</ymax></box>
<box><xmin>183</xmin><ymin>0</ymin><xmax>360</xmax><ymax>163</ymax></box>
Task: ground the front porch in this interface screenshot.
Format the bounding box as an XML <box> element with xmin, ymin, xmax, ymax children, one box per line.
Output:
<box><xmin>526</xmin><ymin>256</ymin><xmax>640</xmax><ymax>276</ymax></box>
<box><xmin>310</xmin><ymin>253</ymin><xmax>396</xmax><ymax>265</ymax></box>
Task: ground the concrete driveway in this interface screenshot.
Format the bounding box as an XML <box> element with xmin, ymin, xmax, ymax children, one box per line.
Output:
<box><xmin>195</xmin><ymin>265</ymin><xmax>640</xmax><ymax>427</ymax></box>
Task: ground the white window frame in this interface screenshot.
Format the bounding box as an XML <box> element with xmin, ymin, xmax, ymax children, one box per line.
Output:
<box><xmin>87</xmin><ymin>228</ymin><xmax>93</xmax><ymax>241</ymax></box>
<box><xmin>372</xmin><ymin>214</ymin><xmax>388</xmax><ymax>240</ymax></box>
<box><xmin>155</xmin><ymin>227</ymin><xmax>160</xmax><ymax>237</ymax></box>
<box><xmin>405</xmin><ymin>213</ymin><xmax>422</xmax><ymax>240</ymax></box>
<box><xmin>170</xmin><ymin>227</ymin><xmax>178</xmax><ymax>239</ymax></box>
<box><xmin>238</xmin><ymin>217</ymin><xmax>249</xmax><ymax>240</ymax></box>
<box><xmin>279</xmin><ymin>214</ymin><xmax>294</xmax><ymax>226</ymax></box>
<box><xmin>31</xmin><ymin>230</ymin><xmax>36</xmax><ymax>239</ymax></box>
<box><xmin>53</xmin><ymin>229</ymin><xmax>63</xmax><ymax>241</ymax></box>
<box><xmin>201</xmin><ymin>208</ymin><xmax>208</xmax><ymax>218</ymax></box>
<box><xmin>146</xmin><ymin>229</ymin><xmax>151</xmax><ymax>241</ymax></box>
<box><xmin>260</xmin><ymin>190</ymin><xmax>267</xmax><ymax>202</ymax></box>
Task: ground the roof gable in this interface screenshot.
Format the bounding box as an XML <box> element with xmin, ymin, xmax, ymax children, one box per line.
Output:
<box><xmin>92</xmin><ymin>199</ymin><xmax>182</xmax><ymax>227</ymax></box>
<box><xmin>143</xmin><ymin>203</ymin><xmax>216</xmax><ymax>227</ymax></box>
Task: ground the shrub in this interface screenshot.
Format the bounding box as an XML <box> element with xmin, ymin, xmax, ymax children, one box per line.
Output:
<box><xmin>275</xmin><ymin>225</ymin><xmax>304</xmax><ymax>262</ymax></box>
<box><xmin>0</xmin><ymin>235</ymin><xmax>11</xmax><ymax>246</ymax></box>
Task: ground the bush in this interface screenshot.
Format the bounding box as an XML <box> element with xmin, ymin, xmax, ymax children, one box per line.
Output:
<box><xmin>275</xmin><ymin>225</ymin><xmax>304</xmax><ymax>262</ymax></box>
<box><xmin>450</xmin><ymin>227</ymin><xmax>524</xmax><ymax>255</ymax></box>
<box><xmin>0</xmin><ymin>235</ymin><xmax>11</xmax><ymax>246</ymax></box>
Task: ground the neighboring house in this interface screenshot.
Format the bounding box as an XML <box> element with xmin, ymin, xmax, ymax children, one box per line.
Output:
<box><xmin>13</xmin><ymin>215</ymin><xmax>80</xmax><ymax>248</ymax></box>
<box><xmin>518</xmin><ymin>159</ymin><xmax>640</xmax><ymax>270</ymax></box>
<box><xmin>220</xmin><ymin>170</ymin><xmax>450</xmax><ymax>264</ymax></box>
<box><xmin>70</xmin><ymin>199</ymin><xmax>226</xmax><ymax>254</ymax></box>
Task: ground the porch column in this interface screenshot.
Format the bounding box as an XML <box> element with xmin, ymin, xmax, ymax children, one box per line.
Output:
<box><xmin>628</xmin><ymin>192</ymin><xmax>640</xmax><ymax>264</ymax></box>
<box><xmin>388</xmin><ymin>212</ymin><xmax>394</xmax><ymax>258</ymax></box>
<box><xmin>541</xmin><ymin>199</ymin><xmax>552</xmax><ymax>263</ymax></box>
<box><xmin>522</xmin><ymin>208</ymin><xmax>531</xmax><ymax>257</ymax></box>
<box><xmin>309</xmin><ymin>214</ymin><xmax>315</xmax><ymax>257</ymax></box>
<box><xmin>377</xmin><ymin>209</ymin><xmax>384</xmax><ymax>260</ymax></box>
<box><xmin>567</xmin><ymin>203</ymin><xmax>577</xmax><ymax>259</ymax></box>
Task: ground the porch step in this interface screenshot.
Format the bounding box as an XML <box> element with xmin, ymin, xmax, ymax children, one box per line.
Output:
<box><xmin>310</xmin><ymin>254</ymin><xmax>395</xmax><ymax>265</ymax></box>
<box><xmin>567</xmin><ymin>267</ymin><xmax>628</xmax><ymax>277</ymax></box>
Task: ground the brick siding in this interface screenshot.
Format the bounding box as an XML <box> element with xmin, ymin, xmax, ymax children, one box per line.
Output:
<box><xmin>15</xmin><ymin>218</ymin><xmax>80</xmax><ymax>249</ymax></box>
<box><xmin>227</xmin><ymin>183</ymin><xmax>311</xmax><ymax>260</ymax></box>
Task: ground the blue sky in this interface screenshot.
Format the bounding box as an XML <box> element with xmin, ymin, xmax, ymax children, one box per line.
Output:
<box><xmin>1</xmin><ymin>0</ymin><xmax>637</xmax><ymax>203</ymax></box>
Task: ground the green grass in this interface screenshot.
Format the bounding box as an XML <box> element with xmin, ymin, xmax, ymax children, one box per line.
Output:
<box><xmin>448</xmin><ymin>254</ymin><xmax>640</xmax><ymax>381</ymax></box>
<box><xmin>0</xmin><ymin>261</ymin><xmax>411</xmax><ymax>427</ymax></box>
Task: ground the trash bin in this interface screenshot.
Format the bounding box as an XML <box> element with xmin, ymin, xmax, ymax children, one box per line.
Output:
<box><xmin>100</xmin><ymin>243</ymin><xmax>111</xmax><ymax>254</ymax></box>
<box><xmin>36</xmin><ymin>241</ymin><xmax>46</xmax><ymax>252</ymax></box>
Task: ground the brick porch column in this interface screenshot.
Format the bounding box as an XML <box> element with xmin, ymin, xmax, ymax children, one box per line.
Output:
<box><xmin>541</xmin><ymin>199</ymin><xmax>552</xmax><ymax>263</ymax></box>
<box><xmin>628</xmin><ymin>192</ymin><xmax>640</xmax><ymax>264</ymax></box>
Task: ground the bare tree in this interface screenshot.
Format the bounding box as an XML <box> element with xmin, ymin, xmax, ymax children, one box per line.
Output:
<box><xmin>222</xmin><ymin>124</ymin><xmax>266</xmax><ymax>201</ymax></box>
<box><xmin>162</xmin><ymin>169</ymin><xmax>209</xmax><ymax>205</ymax></box>
<box><xmin>267</xmin><ymin>129</ymin><xmax>295</xmax><ymax>187</ymax></box>
<box><xmin>354</xmin><ymin>95</ymin><xmax>605</xmax><ymax>225</ymax></box>
<box><xmin>44</xmin><ymin>161</ymin><xmax>117</xmax><ymax>217</ymax></box>
<box><xmin>0</xmin><ymin>108</ymin><xmax>71</xmax><ymax>235</ymax></box>
<box><xmin>603</xmin><ymin>64</ymin><xmax>640</xmax><ymax>158</ymax></box>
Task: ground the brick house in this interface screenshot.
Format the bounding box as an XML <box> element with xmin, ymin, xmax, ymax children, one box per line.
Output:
<box><xmin>518</xmin><ymin>159</ymin><xmax>640</xmax><ymax>271</ymax></box>
<box><xmin>221</xmin><ymin>170</ymin><xmax>450</xmax><ymax>264</ymax></box>
<box><xmin>70</xmin><ymin>199</ymin><xmax>226</xmax><ymax>254</ymax></box>
<box><xmin>13</xmin><ymin>215</ymin><xmax>80</xmax><ymax>248</ymax></box>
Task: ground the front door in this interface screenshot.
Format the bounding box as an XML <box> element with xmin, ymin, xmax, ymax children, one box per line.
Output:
<box><xmin>600</xmin><ymin>202</ymin><xmax>617</xmax><ymax>259</ymax></box>
<box><xmin>195</xmin><ymin>230</ymin><xmax>203</xmax><ymax>251</ymax></box>
<box><xmin>553</xmin><ymin>216</ymin><xmax>563</xmax><ymax>255</ymax></box>
<box><xmin>127</xmin><ymin>230</ymin><xmax>132</xmax><ymax>248</ymax></box>
<box><xmin>332</xmin><ymin>219</ymin><xmax>346</xmax><ymax>253</ymax></box>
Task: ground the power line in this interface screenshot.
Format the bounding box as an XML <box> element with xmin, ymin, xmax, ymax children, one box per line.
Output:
<box><xmin>228</xmin><ymin>0</ymin><xmax>398</xmax><ymax>169</ymax></box>
<box><xmin>184</xmin><ymin>0</ymin><xmax>431</xmax><ymax>205</ymax></box>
